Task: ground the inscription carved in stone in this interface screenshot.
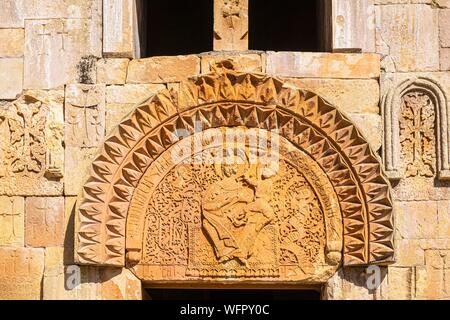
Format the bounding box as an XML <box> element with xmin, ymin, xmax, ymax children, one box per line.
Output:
<box><xmin>399</xmin><ymin>91</ymin><xmax>436</xmax><ymax>178</ymax></box>
<box><xmin>131</xmin><ymin>129</ymin><xmax>335</xmax><ymax>282</ymax></box>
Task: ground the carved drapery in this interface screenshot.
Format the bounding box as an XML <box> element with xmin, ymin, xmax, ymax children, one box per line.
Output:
<box><xmin>75</xmin><ymin>71</ymin><xmax>394</xmax><ymax>278</ymax></box>
<box><xmin>383</xmin><ymin>76</ymin><xmax>449</xmax><ymax>180</ymax></box>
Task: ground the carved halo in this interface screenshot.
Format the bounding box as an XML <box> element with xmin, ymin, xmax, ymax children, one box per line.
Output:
<box><xmin>75</xmin><ymin>71</ymin><xmax>394</xmax><ymax>269</ymax></box>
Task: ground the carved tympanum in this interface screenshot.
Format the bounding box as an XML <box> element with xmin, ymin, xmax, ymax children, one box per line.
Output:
<box><xmin>76</xmin><ymin>70</ymin><xmax>394</xmax><ymax>284</ymax></box>
<box><xmin>129</xmin><ymin>128</ymin><xmax>338</xmax><ymax>281</ymax></box>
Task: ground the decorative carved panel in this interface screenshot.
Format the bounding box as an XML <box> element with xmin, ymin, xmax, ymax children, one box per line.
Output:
<box><xmin>383</xmin><ymin>76</ymin><xmax>449</xmax><ymax>180</ymax></box>
<box><xmin>214</xmin><ymin>0</ymin><xmax>248</xmax><ymax>51</ymax></box>
<box><xmin>76</xmin><ymin>71</ymin><xmax>394</xmax><ymax>282</ymax></box>
<box><xmin>65</xmin><ymin>84</ymin><xmax>106</xmax><ymax>148</ymax></box>
<box><xmin>399</xmin><ymin>91</ymin><xmax>436</xmax><ymax>178</ymax></box>
<box><xmin>0</xmin><ymin>94</ymin><xmax>63</xmax><ymax>195</ymax></box>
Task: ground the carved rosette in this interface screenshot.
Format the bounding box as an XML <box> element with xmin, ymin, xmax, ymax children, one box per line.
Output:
<box><xmin>75</xmin><ymin>71</ymin><xmax>394</xmax><ymax>278</ymax></box>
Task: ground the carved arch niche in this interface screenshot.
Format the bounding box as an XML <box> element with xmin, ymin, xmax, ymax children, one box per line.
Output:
<box><xmin>383</xmin><ymin>77</ymin><xmax>450</xmax><ymax>180</ymax></box>
<box><xmin>75</xmin><ymin>71</ymin><xmax>394</xmax><ymax>285</ymax></box>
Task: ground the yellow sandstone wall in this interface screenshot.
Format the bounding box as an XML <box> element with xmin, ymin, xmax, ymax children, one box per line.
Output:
<box><xmin>0</xmin><ymin>0</ymin><xmax>448</xmax><ymax>300</ymax></box>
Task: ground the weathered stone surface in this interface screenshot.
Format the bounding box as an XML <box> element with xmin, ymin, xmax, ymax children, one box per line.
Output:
<box><xmin>24</xmin><ymin>18</ymin><xmax>101</xmax><ymax>89</ymax></box>
<box><xmin>43</xmin><ymin>248</ymin><xmax>102</xmax><ymax>300</ymax></box>
<box><xmin>65</xmin><ymin>84</ymin><xmax>106</xmax><ymax>147</ymax></box>
<box><xmin>438</xmin><ymin>201</ymin><xmax>450</xmax><ymax>238</ymax></box>
<box><xmin>97</xmin><ymin>59</ymin><xmax>129</xmax><ymax>84</ymax></box>
<box><xmin>395</xmin><ymin>201</ymin><xmax>438</xmax><ymax>239</ymax></box>
<box><xmin>287</xmin><ymin>78</ymin><xmax>380</xmax><ymax>114</ymax></box>
<box><xmin>0</xmin><ymin>29</ymin><xmax>24</xmax><ymax>57</ymax></box>
<box><xmin>201</xmin><ymin>54</ymin><xmax>262</xmax><ymax>73</ymax></box>
<box><xmin>105</xmin><ymin>84</ymin><xmax>165</xmax><ymax>134</ymax></box>
<box><xmin>106</xmin><ymin>84</ymin><xmax>165</xmax><ymax>104</ymax></box>
<box><xmin>64</xmin><ymin>147</ymin><xmax>98</xmax><ymax>196</ymax></box>
<box><xmin>287</xmin><ymin>79</ymin><xmax>381</xmax><ymax>151</ymax></box>
<box><xmin>0</xmin><ymin>93</ymin><xmax>64</xmax><ymax>196</ymax></box>
<box><xmin>99</xmin><ymin>268</ymin><xmax>142</xmax><ymax>300</ymax></box>
<box><xmin>0</xmin><ymin>58</ymin><xmax>23</xmax><ymax>99</ymax></box>
<box><xmin>441</xmin><ymin>48</ymin><xmax>450</xmax><ymax>71</ymax></box>
<box><xmin>332</xmin><ymin>0</ymin><xmax>376</xmax><ymax>52</ymax></box>
<box><xmin>103</xmin><ymin>0</ymin><xmax>137</xmax><ymax>58</ymax></box>
<box><xmin>266</xmin><ymin>52</ymin><xmax>380</xmax><ymax>79</ymax></box>
<box><xmin>323</xmin><ymin>267</ymin><xmax>381</xmax><ymax>300</ymax></box>
<box><xmin>106</xmin><ymin>103</ymin><xmax>136</xmax><ymax>134</ymax></box>
<box><xmin>375</xmin><ymin>4</ymin><xmax>439</xmax><ymax>72</ymax></box>
<box><xmin>213</xmin><ymin>0</ymin><xmax>248</xmax><ymax>51</ymax></box>
<box><xmin>394</xmin><ymin>239</ymin><xmax>425</xmax><ymax>266</ymax></box>
<box><xmin>0</xmin><ymin>247</ymin><xmax>44</xmax><ymax>299</ymax></box>
<box><xmin>386</xmin><ymin>267</ymin><xmax>413</xmax><ymax>299</ymax></box>
<box><xmin>0</xmin><ymin>0</ymin><xmax>101</xmax><ymax>28</ymax></box>
<box><xmin>439</xmin><ymin>9</ymin><xmax>450</xmax><ymax>47</ymax></box>
<box><xmin>127</xmin><ymin>55</ymin><xmax>201</xmax><ymax>83</ymax></box>
<box><xmin>416</xmin><ymin>250</ymin><xmax>450</xmax><ymax>299</ymax></box>
<box><xmin>347</xmin><ymin>113</ymin><xmax>382</xmax><ymax>152</ymax></box>
<box><xmin>435</xmin><ymin>0</ymin><xmax>450</xmax><ymax>7</ymax></box>
<box><xmin>0</xmin><ymin>197</ymin><xmax>24</xmax><ymax>246</ymax></box>
<box><xmin>25</xmin><ymin>197</ymin><xmax>65</xmax><ymax>247</ymax></box>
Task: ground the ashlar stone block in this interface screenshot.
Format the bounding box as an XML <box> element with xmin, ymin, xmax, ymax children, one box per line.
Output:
<box><xmin>0</xmin><ymin>247</ymin><xmax>44</xmax><ymax>300</ymax></box>
<box><xmin>25</xmin><ymin>197</ymin><xmax>65</xmax><ymax>247</ymax></box>
<box><xmin>24</xmin><ymin>18</ymin><xmax>101</xmax><ymax>89</ymax></box>
<box><xmin>0</xmin><ymin>196</ymin><xmax>24</xmax><ymax>247</ymax></box>
<box><xmin>375</xmin><ymin>4</ymin><xmax>440</xmax><ymax>72</ymax></box>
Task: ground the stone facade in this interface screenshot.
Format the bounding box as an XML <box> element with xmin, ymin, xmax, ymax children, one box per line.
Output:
<box><xmin>0</xmin><ymin>0</ymin><xmax>448</xmax><ymax>300</ymax></box>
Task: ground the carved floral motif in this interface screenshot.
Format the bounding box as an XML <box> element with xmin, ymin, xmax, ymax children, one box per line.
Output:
<box><xmin>6</xmin><ymin>100</ymin><xmax>47</xmax><ymax>177</ymax></box>
<box><xmin>0</xmin><ymin>94</ymin><xmax>63</xmax><ymax>196</ymax></box>
<box><xmin>399</xmin><ymin>91</ymin><xmax>436</xmax><ymax>178</ymax></box>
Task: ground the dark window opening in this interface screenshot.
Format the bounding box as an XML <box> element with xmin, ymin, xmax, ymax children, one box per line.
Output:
<box><xmin>137</xmin><ymin>0</ymin><xmax>213</xmax><ymax>57</ymax></box>
<box><xmin>249</xmin><ymin>0</ymin><xmax>328</xmax><ymax>52</ymax></box>
<box><xmin>145</xmin><ymin>289</ymin><xmax>321</xmax><ymax>301</ymax></box>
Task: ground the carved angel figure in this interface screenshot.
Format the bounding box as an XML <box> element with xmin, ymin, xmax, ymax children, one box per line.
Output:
<box><xmin>201</xmin><ymin>160</ymin><xmax>277</xmax><ymax>266</ymax></box>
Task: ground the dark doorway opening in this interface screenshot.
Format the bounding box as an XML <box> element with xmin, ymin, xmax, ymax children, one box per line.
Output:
<box><xmin>137</xmin><ymin>0</ymin><xmax>213</xmax><ymax>57</ymax></box>
<box><xmin>145</xmin><ymin>289</ymin><xmax>321</xmax><ymax>301</ymax></box>
<box><xmin>249</xmin><ymin>0</ymin><xmax>327</xmax><ymax>52</ymax></box>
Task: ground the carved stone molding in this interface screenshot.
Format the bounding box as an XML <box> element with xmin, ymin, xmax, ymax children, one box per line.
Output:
<box><xmin>75</xmin><ymin>71</ymin><xmax>394</xmax><ymax>276</ymax></box>
<box><xmin>382</xmin><ymin>76</ymin><xmax>449</xmax><ymax>180</ymax></box>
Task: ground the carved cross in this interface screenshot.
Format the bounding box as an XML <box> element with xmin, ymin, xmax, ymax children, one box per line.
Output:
<box><xmin>8</xmin><ymin>101</ymin><xmax>46</xmax><ymax>176</ymax></box>
<box><xmin>214</xmin><ymin>0</ymin><xmax>248</xmax><ymax>51</ymax></box>
<box><xmin>0</xmin><ymin>199</ymin><xmax>19</xmax><ymax>242</ymax></box>
<box><xmin>56</xmin><ymin>22</ymin><xmax>69</xmax><ymax>51</ymax></box>
<box><xmin>67</xmin><ymin>88</ymin><xmax>103</xmax><ymax>146</ymax></box>
<box><xmin>36</xmin><ymin>23</ymin><xmax>52</xmax><ymax>57</ymax></box>
<box><xmin>400</xmin><ymin>92</ymin><xmax>435</xmax><ymax>177</ymax></box>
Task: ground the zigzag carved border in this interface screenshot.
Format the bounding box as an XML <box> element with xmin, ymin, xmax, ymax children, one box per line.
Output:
<box><xmin>75</xmin><ymin>71</ymin><xmax>394</xmax><ymax>267</ymax></box>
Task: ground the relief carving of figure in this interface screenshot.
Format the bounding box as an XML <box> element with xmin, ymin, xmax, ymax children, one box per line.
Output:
<box><xmin>201</xmin><ymin>159</ymin><xmax>277</xmax><ymax>267</ymax></box>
